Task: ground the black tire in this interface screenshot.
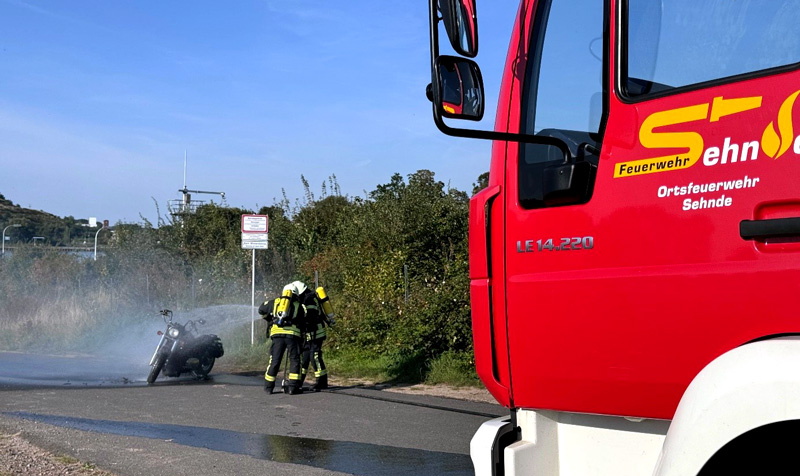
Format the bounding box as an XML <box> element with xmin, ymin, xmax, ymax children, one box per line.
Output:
<box><xmin>147</xmin><ymin>353</ymin><xmax>167</xmax><ymax>384</ymax></box>
<box><xmin>191</xmin><ymin>354</ymin><xmax>215</xmax><ymax>380</ymax></box>
<box><xmin>700</xmin><ymin>421</ymin><xmax>800</xmax><ymax>476</ymax></box>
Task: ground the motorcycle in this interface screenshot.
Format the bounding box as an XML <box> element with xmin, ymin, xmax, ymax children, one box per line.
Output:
<box><xmin>147</xmin><ymin>309</ymin><xmax>224</xmax><ymax>384</ymax></box>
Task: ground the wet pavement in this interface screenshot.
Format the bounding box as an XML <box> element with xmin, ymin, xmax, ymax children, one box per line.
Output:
<box><xmin>0</xmin><ymin>351</ymin><xmax>505</xmax><ymax>475</ymax></box>
<box><xmin>6</xmin><ymin>412</ymin><xmax>472</xmax><ymax>475</ymax></box>
<box><xmin>0</xmin><ymin>351</ymin><xmax>152</xmax><ymax>388</ymax></box>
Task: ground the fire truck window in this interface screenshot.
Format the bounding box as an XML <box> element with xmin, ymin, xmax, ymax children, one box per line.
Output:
<box><xmin>518</xmin><ymin>0</ymin><xmax>603</xmax><ymax>209</ymax></box>
<box><xmin>523</xmin><ymin>0</ymin><xmax>603</xmax><ymax>138</ymax></box>
<box><xmin>624</xmin><ymin>0</ymin><xmax>800</xmax><ymax>97</ymax></box>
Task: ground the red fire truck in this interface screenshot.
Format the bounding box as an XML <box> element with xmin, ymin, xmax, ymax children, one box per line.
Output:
<box><xmin>427</xmin><ymin>1</ymin><xmax>800</xmax><ymax>475</ymax></box>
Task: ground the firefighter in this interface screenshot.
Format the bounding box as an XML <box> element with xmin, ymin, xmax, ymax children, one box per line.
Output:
<box><xmin>291</xmin><ymin>281</ymin><xmax>334</xmax><ymax>391</ymax></box>
<box><xmin>258</xmin><ymin>283</ymin><xmax>305</xmax><ymax>395</ymax></box>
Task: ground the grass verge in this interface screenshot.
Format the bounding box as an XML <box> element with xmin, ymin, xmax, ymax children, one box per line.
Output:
<box><xmin>325</xmin><ymin>348</ymin><xmax>395</xmax><ymax>382</ymax></box>
<box><xmin>214</xmin><ymin>320</ymin><xmax>271</xmax><ymax>373</ymax></box>
<box><xmin>217</xmin><ymin>322</ymin><xmax>482</xmax><ymax>387</ymax></box>
<box><xmin>424</xmin><ymin>351</ymin><xmax>482</xmax><ymax>387</ymax></box>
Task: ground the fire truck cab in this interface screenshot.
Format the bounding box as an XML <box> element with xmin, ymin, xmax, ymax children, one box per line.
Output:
<box><xmin>427</xmin><ymin>1</ymin><xmax>800</xmax><ymax>475</ymax></box>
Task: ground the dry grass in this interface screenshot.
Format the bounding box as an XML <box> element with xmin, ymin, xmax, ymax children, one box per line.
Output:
<box><xmin>0</xmin><ymin>290</ymin><xmax>112</xmax><ymax>351</ymax></box>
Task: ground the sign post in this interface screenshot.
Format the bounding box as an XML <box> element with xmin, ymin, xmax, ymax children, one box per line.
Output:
<box><xmin>241</xmin><ymin>214</ymin><xmax>269</xmax><ymax>346</ymax></box>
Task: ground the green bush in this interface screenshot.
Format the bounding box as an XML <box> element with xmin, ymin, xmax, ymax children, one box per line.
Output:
<box><xmin>0</xmin><ymin>169</ymin><xmax>484</xmax><ymax>387</ymax></box>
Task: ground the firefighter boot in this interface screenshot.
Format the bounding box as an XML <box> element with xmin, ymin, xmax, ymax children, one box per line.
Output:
<box><xmin>312</xmin><ymin>374</ymin><xmax>328</xmax><ymax>392</ymax></box>
<box><xmin>288</xmin><ymin>386</ymin><xmax>304</xmax><ymax>395</ymax></box>
<box><xmin>264</xmin><ymin>382</ymin><xmax>274</xmax><ymax>394</ymax></box>
<box><xmin>287</xmin><ymin>376</ymin><xmax>304</xmax><ymax>395</ymax></box>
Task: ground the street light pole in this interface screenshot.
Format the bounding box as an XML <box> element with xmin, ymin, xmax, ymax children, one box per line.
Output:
<box><xmin>2</xmin><ymin>224</ymin><xmax>21</xmax><ymax>256</ymax></box>
<box><xmin>94</xmin><ymin>223</ymin><xmax>107</xmax><ymax>261</ymax></box>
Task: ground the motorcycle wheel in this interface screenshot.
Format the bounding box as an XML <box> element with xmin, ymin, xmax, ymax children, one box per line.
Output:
<box><xmin>147</xmin><ymin>353</ymin><xmax>167</xmax><ymax>384</ymax></box>
<box><xmin>191</xmin><ymin>354</ymin><xmax>215</xmax><ymax>380</ymax></box>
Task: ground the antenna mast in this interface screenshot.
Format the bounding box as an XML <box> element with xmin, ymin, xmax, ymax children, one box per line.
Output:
<box><xmin>168</xmin><ymin>152</ymin><xmax>226</xmax><ymax>220</ymax></box>
<box><xmin>183</xmin><ymin>150</ymin><xmax>187</xmax><ymax>190</ymax></box>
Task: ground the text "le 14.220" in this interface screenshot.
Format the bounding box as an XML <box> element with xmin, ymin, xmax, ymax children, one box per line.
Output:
<box><xmin>516</xmin><ymin>237</ymin><xmax>594</xmax><ymax>253</ymax></box>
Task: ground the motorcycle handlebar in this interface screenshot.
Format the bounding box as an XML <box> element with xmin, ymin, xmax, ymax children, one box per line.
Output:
<box><xmin>159</xmin><ymin>309</ymin><xmax>173</xmax><ymax>323</ymax></box>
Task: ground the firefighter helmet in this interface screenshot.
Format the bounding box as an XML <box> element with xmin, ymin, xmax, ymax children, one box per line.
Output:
<box><xmin>289</xmin><ymin>280</ymin><xmax>307</xmax><ymax>295</ymax></box>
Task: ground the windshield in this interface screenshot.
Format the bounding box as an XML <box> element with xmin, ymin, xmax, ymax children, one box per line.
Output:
<box><xmin>623</xmin><ymin>0</ymin><xmax>800</xmax><ymax>97</ymax></box>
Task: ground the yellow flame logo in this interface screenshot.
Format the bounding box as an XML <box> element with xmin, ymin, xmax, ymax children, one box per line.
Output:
<box><xmin>761</xmin><ymin>90</ymin><xmax>800</xmax><ymax>159</ymax></box>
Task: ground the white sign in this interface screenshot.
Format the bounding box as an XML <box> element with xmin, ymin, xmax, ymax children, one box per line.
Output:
<box><xmin>242</xmin><ymin>214</ymin><xmax>270</xmax><ymax>346</ymax></box>
<box><xmin>242</xmin><ymin>232</ymin><xmax>268</xmax><ymax>249</ymax></box>
<box><xmin>242</xmin><ymin>214</ymin><xmax>268</xmax><ymax>233</ymax></box>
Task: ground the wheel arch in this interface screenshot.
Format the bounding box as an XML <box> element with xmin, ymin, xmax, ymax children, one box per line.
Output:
<box><xmin>654</xmin><ymin>336</ymin><xmax>800</xmax><ymax>476</ymax></box>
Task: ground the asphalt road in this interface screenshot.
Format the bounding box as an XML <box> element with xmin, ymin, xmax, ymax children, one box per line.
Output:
<box><xmin>0</xmin><ymin>352</ymin><xmax>505</xmax><ymax>475</ymax></box>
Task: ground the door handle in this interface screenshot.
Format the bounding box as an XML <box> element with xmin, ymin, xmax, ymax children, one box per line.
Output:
<box><xmin>740</xmin><ymin>217</ymin><xmax>800</xmax><ymax>240</ymax></box>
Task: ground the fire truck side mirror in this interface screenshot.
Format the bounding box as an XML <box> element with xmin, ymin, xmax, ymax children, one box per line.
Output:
<box><xmin>439</xmin><ymin>0</ymin><xmax>478</xmax><ymax>58</ymax></box>
<box><xmin>433</xmin><ymin>55</ymin><xmax>485</xmax><ymax>122</ymax></box>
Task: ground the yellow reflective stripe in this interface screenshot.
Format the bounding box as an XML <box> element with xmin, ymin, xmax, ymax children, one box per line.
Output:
<box><xmin>265</xmin><ymin>374</ymin><xmax>276</xmax><ymax>382</ymax></box>
<box><xmin>270</xmin><ymin>325</ymin><xmax>301</xmax><ymax>337</ymax></box>
<box><xmin>313</xmin><ymin>352</ymin><xmax>324</xmax><ymax>375</ymax></box>
<box><xmin>304</xmin><ymin>325</ymin><xmax>327</xmax><ymax>339</ymax></box>
<box><xmin>301</xmin><ymin>368</ymin><xmax>307</xmax><ymax>375</ymax></box>
<box><xmin>288</xmin><ymin>373</ymin><xmax>301</xmax><ymax>380</ymax></box>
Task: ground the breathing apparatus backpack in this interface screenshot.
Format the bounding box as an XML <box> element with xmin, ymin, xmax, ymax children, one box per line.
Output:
<box><xmin>273</xmin><ymin>289</ymin><xmax>298</xmax><ymax>327</ymax></box>
<box><xmin>316</xmin><ymin>287</ymin><xmax>335</xmax><ymax>323</ymax></box>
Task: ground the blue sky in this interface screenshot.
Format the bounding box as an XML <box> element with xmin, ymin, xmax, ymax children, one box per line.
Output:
<box><xmin>0</xmin><ymin>0</ymin><xmax>519</xmax><ymax>224</ymax></box>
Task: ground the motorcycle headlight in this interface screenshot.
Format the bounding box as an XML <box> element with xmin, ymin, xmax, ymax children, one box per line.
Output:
<box><xmin>168</xmin><ymin>328</ymin><xmax>180</xmax><ymax>338</ymax></box>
